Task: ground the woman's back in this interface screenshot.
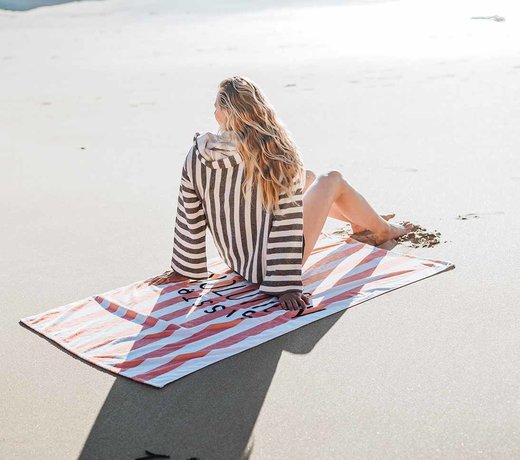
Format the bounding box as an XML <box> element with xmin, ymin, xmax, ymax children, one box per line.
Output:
<box><xmin>170</xmin><ymin>131</ymin><xmax>305</xmax><ymax>296</ymax></box>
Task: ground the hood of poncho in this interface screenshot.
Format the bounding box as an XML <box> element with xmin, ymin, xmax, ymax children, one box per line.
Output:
<box><xmin>194</xmin><ymin>130</ymin><xmax>244</xmax><ymax>169</ymax></box>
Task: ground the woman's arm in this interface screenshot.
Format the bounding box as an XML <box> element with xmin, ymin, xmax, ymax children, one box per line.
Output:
<box><xmin>170</xmin><ymin>144</ymin><xmax>211</xmax><ymax>279</ymax></box>
<box><xmin>259</xmin><ymin>178</ymin><xmax>305</xmax><ymax>297</ymax></box>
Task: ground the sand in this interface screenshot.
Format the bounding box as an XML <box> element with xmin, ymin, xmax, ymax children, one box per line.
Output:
<box><xmin>1</xmin><ymin>0</ymin><xmax>519</xmax><ymax>459</ymax></box>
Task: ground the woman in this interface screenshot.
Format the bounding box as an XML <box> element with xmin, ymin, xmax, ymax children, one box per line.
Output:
<box><xmin>158</xmin><ymin>75</ymin><xmax>412</xmax><ymax>311</ymax></box>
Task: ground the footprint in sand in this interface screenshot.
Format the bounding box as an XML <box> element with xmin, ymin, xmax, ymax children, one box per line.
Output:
<box><xmin>456</xmin><ymin>211</ymin><xmax>504</xmax><ymax>220</ymax></box>
<box><xmin>384</xmin><ymin>166</ymin><xmax>418</xmax><ymax>173</ymax></box>
<box><xmin>470</xmin><ymin>15</ymin><xmax>505</xmax><ymax>22</ymax></box>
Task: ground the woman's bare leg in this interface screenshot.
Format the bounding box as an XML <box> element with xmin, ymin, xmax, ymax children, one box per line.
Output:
<box><xmin>304</xmin><ymin>170</ymin><xmax>394</xmax><ymax>231</ymax></box>
<box><xmin>302</xmin><ymin>170</ymin><xmax>412</xmax><ymax>265</ymax></box>
<box><xmin>304</xmin><ymin>170</ymin><xmax>350</xmax><ymax>221</ymax></box>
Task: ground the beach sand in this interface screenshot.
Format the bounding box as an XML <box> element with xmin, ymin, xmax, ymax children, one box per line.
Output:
<box><xmin>1</xmin><ymin>0</ymin><xmax>519</xmax><ymax>458</ymax></box>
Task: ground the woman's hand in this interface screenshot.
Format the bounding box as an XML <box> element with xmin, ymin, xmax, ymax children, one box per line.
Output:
<box><xmin>278</xmin><ymin>292</ymin><xmax>312</xmax><ymax>311</ymax></box>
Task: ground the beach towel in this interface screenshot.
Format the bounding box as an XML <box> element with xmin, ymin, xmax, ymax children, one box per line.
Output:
<box><xmin>19</xmin><ymin>234</ymin><xmax>454</xmax><ymax>388</ymax></box>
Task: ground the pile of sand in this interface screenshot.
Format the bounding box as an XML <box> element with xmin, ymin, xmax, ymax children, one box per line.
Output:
<box><xmin>394</xmin><ymin>222</ymin><xmax>442</xmax><ymax>248</ymax></box>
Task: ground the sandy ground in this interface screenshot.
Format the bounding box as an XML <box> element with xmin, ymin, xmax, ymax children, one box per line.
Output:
<box><xmin>1</xmin><ymin>0</ymin><xmax>519</xmax><ymax>458</ymax></box>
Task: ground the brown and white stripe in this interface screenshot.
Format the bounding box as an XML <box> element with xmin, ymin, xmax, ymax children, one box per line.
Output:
<box><xmin>171</xmin><ymin>131</ymin><xmax>305</xmax><ymax>296</ymax></box>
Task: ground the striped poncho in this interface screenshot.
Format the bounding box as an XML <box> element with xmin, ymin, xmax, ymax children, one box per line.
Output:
<box><xmin>170</xmin><ymin>130</ymin><xmax>305</xmax><ymax>296</ymax></box>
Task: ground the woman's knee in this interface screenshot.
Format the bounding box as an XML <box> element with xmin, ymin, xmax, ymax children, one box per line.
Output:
<box><xmin>316</xmin><ymin>170</ymin><xmax>349</xmax><ymax>199</ymax></box>
<box><xmin>319</xmin><ymin>169</ymin><xmax>345</xmax><ymax>185</ymax></box>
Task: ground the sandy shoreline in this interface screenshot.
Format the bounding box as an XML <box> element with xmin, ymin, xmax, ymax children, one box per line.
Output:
<box><xmin>2</xmin><ymin>0</ymin><xmax>519</xmax><ymax>458</ymax></box>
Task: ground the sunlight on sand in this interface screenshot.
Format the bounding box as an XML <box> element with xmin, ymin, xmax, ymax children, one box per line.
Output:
<box><xmin>261</xmin><ymin>0</ymin><xmax>520</xmax><ymax>60</ymax></box>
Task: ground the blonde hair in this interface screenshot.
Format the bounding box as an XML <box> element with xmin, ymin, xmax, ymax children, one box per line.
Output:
<box><xmin>216</xmin><ymin>75</ymin><xmax>305</xmax><ymax>213</ymax></box>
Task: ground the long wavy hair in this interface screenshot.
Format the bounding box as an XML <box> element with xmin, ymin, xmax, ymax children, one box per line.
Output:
<box><xmin>216</xmin><ymin>75</ymin><xmax>305</xmax><ymax>213</ymax></box>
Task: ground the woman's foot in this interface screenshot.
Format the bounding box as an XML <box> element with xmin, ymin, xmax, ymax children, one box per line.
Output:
<box><xmin>350</xmin><ymin>213</ymin><xmax>396</xmax><ymax>234</ymax></box>
<box><xmin>373</xmin><ymin>221</ymin><xmax>415</xmax><ymax>245</ymax></box>
<box><xmin>350</xmin><ymin>221</ymin><xmax>414</xmax><ymax>246</ymax></box>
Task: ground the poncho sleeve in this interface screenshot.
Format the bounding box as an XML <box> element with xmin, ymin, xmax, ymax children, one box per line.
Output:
<box><xmin>258</xmin><ymin>178</ymin><xmax>304</xmax><ymax>296</ymax></box>
<box><xmin>170</xmin><ymin>142</ymin><xmax>212</xmax><ymax>279</ymax></box>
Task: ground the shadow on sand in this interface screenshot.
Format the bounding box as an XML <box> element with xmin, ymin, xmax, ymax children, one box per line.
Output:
<box><xmin>73</xmin><ymin>311</ymin><xmax>345</xmax><ymax>459</ymax></box>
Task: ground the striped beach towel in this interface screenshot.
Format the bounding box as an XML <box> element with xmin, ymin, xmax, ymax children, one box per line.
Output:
<box><xmin>20</xmin><ymin>234</ymin><xmax>454</xmax><ymax>388</ymax></box>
